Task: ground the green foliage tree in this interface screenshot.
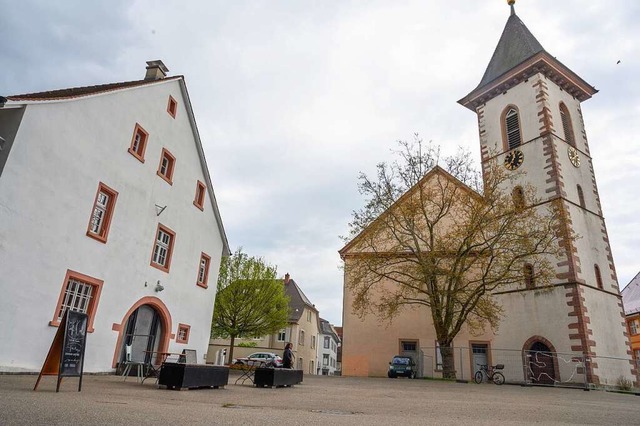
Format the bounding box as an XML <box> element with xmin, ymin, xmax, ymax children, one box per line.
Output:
<box><xmin>343</xmin><ymin>137</ymin><xmax>566</xmax><ymax>379</ymax></box>
<box><xmin>211</xmin><ymin>248</ymin><xmax>290</xmax><ymax>364</ymax></box>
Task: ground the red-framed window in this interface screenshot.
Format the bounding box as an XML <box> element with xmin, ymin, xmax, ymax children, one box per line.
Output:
<box><xmin>177</xmin><ymin>323</ymin><xmax>191</xmax><ymax>344</ymax></box>
<box><xmin>86</xmin><ymin>182</ymin><xmax>118</xmax><ymax>243</ymax></box>
<box><xmin>50</xmin><ymin>270</ymin><xmax>103</xmax><ymax>333</ymax></box>
<box><xmin>194</xmin><ymin>180</ymin><xmax>206</xmax><ymax>211</ymax></box>
<box><xmin>196</xmin><ymin>252</ymin><xmax>211</xmax><ymax>288</ymax></box>
<box><xmin>167</xmin><ymin>95</ymin><xmax>178</xmax><ymax>118</ymax></box>
<box><xmin>150</xmin><ymin>223</ymin><xmax>176</xmax><ymax>273</ymax></box>
<box><xmin>128</xmin><ymin>123</ymin><xmax>149</xmax><ymax>163</ymax></box>
<box><xmin>157</xmin><ymin>148</ymin><xmax>176</xmax><ymax>185</ymax></box>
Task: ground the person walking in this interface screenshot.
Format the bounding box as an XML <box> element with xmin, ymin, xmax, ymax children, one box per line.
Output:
<box><xmin>283</xmin><ymin>342</ymin><xmax>295</xmax><ymax>369</ymax></box>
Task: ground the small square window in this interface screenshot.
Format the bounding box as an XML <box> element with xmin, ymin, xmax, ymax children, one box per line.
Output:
<box><xmin>194</xmin><ymin>180</ymin><xmax>206</xmax><ymax>210</ymax></box>
<box><xmin>167</xmin><ymin>95</ymin><xmax>178</xmax><ymax>118</ymax></box>
<box><xmin>197</xmin><ymin>252</ymin><xmax>211</xmax><ymax>288</ymax></box>
<box><xmin>128</xmin><ymin>123</ymin><xmax>149</xmax><ymax>163</ymax></box>
<box><xmin>157</xmin><ymin>148</ymin><xmax>176</xmax><ymax>185</ymax></box>
<box><xmin>177</xmin><ymin>323</ymin><xmax>190</xmax><ymax>344</ymax></box>
<box><xmin>86</xmin><ymin>182</ymin><xmax>118</xmax><ymax>243</ymax></box>
<box><xmin>50</xmin><ymin>270</ymin><xmax>103</xmax><ymax>333</ymax></box>
<box><xmin>150</xmin><ymin>223</ymin><xmax>176</xmax><ymax>273</ymax></box>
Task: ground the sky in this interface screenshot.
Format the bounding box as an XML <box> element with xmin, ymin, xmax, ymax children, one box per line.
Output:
<box><xmin>2</xmin><ymin>1</ymin><xmax>639</xmax><ymax>326</ymax></box>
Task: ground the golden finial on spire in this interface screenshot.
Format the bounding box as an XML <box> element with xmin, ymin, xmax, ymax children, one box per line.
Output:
<box><xmin>508</xmin><ymin>0</ymin><xmax>516</xmax><ymax>15</ymax></box>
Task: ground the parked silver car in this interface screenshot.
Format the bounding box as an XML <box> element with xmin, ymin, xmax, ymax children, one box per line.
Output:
<box><xmin>235</xmin><ymin>352</ymin><xmax>283</xmax><ymax>367</ymax></box>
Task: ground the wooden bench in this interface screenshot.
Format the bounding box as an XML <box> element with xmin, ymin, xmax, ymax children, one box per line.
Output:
<box><xmin>158</xmin><ymin>363</ymin><xmax>229</xmax><ymax>390</ymax></box>
<box><xmin>254</xmin><ymin>368</ymin><xmax>303</xmax><ymax>388</ymax></box>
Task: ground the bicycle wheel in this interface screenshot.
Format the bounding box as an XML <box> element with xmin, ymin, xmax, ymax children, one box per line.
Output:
<box><xmin>492</xmin><ymin>372</ymin><xmax>505</xmax><ymax>385</ymax></box>
<box><xmin>474</xmin><ymin>370</ymin><xmax>484</xmax><ymax>384</ymax></box>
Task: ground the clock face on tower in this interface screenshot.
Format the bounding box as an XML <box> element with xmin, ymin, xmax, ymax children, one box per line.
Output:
<box><xmin>568</xmin><ymin>146</ymin><xmax>581</xmax><ymax>168</ymax></box>
<box><xmin>504</xmin><ymin>149</ymin><xmax>524</xmax><ymax>170</ymax></box>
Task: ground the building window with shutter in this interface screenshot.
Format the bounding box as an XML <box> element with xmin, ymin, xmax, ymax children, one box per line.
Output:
<box><xmin>502</xmin><ymin>106</ymin><xmax>522</xmax><ymax>150</ymax></box>
<box><xmin>559</xmin><ymin>102</ymin><xmax>576</xmax><ymax>147</ymax></box>
<box><xmin>86</xmin><ymin>182</ymin><xmax>118</xmax><ymax>243</ymax></box>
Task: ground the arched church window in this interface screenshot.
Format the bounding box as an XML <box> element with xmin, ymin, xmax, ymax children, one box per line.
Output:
<box><xmin>524</xmin><ymin>264</ymin><xmax>535</xmax><ymax>289</ymax></box>
<box><xmin>512</xmin><ymin>186</ymin><xmax>525</xmax><ymax>210</ymax></box>
<box><xmin>577</xmin><ymin>185</ymin><xmax>585</xmax><ymax>208</ymax></box>
<box><xmin>559</xmin><ymin>103</ymin><xmax>576</xmax><ymax>147</ymax></box>
<box><xmin>503</xmin><ymin>107</ymin><xmax>522</xmax><ymax>150</ymax></box>
<box><xmin>594</xmin><ymin>264</ymin><xmax>603</xmax><ymax>289</ymax></box>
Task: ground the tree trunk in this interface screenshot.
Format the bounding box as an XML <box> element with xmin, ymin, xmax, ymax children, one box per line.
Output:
<box><xmin>227</xmin><ymin>335</ymin><xmax>236</xmax><ymax>365</ymax></box>
<box><xmin>440</xmin><ymin>342</ymin><xmax>456</xmax><ymax>380</ymax></box>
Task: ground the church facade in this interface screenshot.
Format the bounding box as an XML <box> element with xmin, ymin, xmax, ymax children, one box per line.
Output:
<box><xmin>340</xmin><ymin>4</ymin><xmax>635</xmax><ymax>386</ymax></box>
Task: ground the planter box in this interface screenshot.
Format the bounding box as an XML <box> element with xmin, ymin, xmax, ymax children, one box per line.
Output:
<box><xmin>254</xmin><ymin>368</ymin><xmax>303</xmax><ymax>388</ymax></box>
<box><xmin>158</xmin><ymin>363</ymin><xmax>229</xmax><ymax>390</ymax></box>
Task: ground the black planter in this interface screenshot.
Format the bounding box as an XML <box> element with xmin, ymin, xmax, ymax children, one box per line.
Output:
<box><xmin>158</xmin><ymin>363</ymin><xmax>229</xmax><ymax>390</ymax></box>
<box><xmin>254</xmin><ymin>368</ymin><xmax>303</xmax><ymax>388</ymax></box>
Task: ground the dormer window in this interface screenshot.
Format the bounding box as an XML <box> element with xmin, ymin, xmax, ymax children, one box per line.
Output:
<box><xmin>503</xmin><ymin>107</ymin><xmax>522</xmax><ymax>150</ymax></box>
<box><xmin>559</xmin><ymin>103</ymin><xmax>576</xmax><ymax>147</ymax></box>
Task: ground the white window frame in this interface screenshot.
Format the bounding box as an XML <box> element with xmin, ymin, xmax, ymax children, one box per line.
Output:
<box><xmin>57</xmin><ymin>278</ymin><xmax>94</xmax><ymax>321</ymax></box>
<box><xmin>277</xmin><ymin>329</ymin><xmax>286</xmax><ymax>342</ymax></box>
<box><xmin>153</xmin><ymin>229</ymin><xmax>171</xmax><ymax>266</ymax></box>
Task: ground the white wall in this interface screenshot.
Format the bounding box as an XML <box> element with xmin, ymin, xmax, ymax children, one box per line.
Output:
<box><xmin>0</xmin><ymin>80</ymin><xmax>225</xmax><ymax>372</ymax></box>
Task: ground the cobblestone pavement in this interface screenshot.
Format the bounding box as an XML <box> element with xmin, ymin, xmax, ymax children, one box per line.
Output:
<box><xmin>1</xmin><ymin>372</ymin><xmax>639</xmax><ymax>425</ymax></box>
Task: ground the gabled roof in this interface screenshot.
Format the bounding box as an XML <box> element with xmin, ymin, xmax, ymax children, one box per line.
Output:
<box><xmin>4</xmin><ymin>74</ymin><xmax>230</xmax><ymax>256</ymax></box>
<box><xmin>283</xmin><ymin>278</ymin><xmax>318</xmax><ymax>322</ymax></box>
<box><xmin>621</xmin><ymin>272</ymin><xmax>640</xmax><ymax>315</ymax></box>
<box><xmin>6</xmin><ymin>77</ymin><xmax>182</xmax><ymax>101</ymax></box>
<box><xmin>476</xmin><ymin>10</ymin><xmax>544</xmax><ymax>89</ymax></box>
<box><xmin>319</xmin><ymin>318</ymin><xmax>340</xmax><ymax>342</ymax></box>
<box><xmin>339</xmin><ymin>165</ymin><xmax>481</xmax><ymax>256</ymax></box>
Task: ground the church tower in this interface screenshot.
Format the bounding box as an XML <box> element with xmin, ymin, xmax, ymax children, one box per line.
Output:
<box><xmin>459</xmin><ymin>1</ymin><xmax>635</xmax><ymax>385</ymax></box>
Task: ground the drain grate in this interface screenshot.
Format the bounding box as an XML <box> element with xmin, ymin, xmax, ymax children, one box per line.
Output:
<box><xmin>310</xmin><ymin>409</ymin><xmax>361</xmax><ymax>415</ymax></box>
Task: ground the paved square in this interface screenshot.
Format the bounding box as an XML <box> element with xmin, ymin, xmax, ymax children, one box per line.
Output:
<box><xmin>1</xmin><ymin>373</ymin><xmax>638</xmax><ymax>425</ymax></box>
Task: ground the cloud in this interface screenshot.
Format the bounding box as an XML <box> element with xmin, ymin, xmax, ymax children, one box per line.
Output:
<box><xmin>2</xmin><ymin>0</ymin><xmax>639</xmax><ymax>325</ymax></box>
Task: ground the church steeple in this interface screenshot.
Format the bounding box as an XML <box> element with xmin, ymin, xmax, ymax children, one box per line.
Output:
<box><xmin>476</xmin><ymin>6</ymin><xmax>544</xmax><ymax>89</ymax></box>
<box><xmin>458</xmin><ymin>4</ymin><xmax>597</xmax><ymax>111</ymax></box>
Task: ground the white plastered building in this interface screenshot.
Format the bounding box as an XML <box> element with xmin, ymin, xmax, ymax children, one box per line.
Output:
<box><xmin>0</xmin><ymin>61</ymin><xmax>229</xmax><ymax>373</ymax></box>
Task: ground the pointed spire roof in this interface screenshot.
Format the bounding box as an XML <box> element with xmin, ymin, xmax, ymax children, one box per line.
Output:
<box><xmin>458</xmin><ymin>4</ymin><xmax>597</xmax><ymax>111</ymax></box>
<box><xmin>476</xmin><ymin>8</ymin><xmax>544</xmax><ymax>89</ymax></box>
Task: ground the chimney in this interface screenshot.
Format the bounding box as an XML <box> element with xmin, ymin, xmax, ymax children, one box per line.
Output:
<box><xmin>144</xmin><ymin>60</ymin><xmax>169</xmax><ymax>80</ymax></box>
<box><xmin>284</xmin><ymin>273</ymin><xmax>290</xmax><ymax>284</ymax></box>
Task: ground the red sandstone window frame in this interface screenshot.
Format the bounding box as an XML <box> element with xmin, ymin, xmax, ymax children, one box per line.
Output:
<box><xmin>559</xmin><ymin>102</ymin><xmax>576</xmax><ymax>147</ymax></box>
<box><xmin>196</xmin><ymin>252</ymin><xmax>211</xmax><ymax>289</ymax></box>
<box><xmin>50</xmin><ymin>269</ymin><xmax>103</xmax><ymax>333</ymax></box>
<box><xmin>86</xmin><ymin>182</ymin><xmax>118</xmax><ymax>244</ymax></box>
<box><xmin>150</xmin><ymin>223</ymin><xmax>176</xmax><ymax>273</ymax></box>
<box><xmin>176</xmin><ymin>323</ymin><xmax>190</xmax><ymax>344</ymax></box>
<box><xmin>157</xmin><ymin>148</ymin><xmax>176</xmax><ymax>185</ymax></box>
<box><xmin>501</xmin><ymin>105</ymin><xmax>523</xmax><ymax>152</ymax></box>
<box><xmin>128</xmin><ymin>123</ymin><xmax>149</xmax><ymax>163</ymax></box>
<box><xmin>194</xmin><ymin>180</ymin><xmax>206</xmax><ymax>211</ymax></box>
<box><xmin>594</xmin><ymin>264</ymin><xmax>603</xmax><ymax>289</ymax></box>
<box><xmin>167</xmin><ymin>95</ymin><xmax>178</xmax><ymax>118</ymax></box>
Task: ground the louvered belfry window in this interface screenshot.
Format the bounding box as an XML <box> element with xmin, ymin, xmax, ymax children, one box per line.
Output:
<box><xmin>505</xmin><ymin>108</ymin><xmax>522</xmax><ymax>150</ymax></box>
<box><xmin>560</xmin><ymin>103</ymin><xmax>576</xmax><ymax>147</ymax></box>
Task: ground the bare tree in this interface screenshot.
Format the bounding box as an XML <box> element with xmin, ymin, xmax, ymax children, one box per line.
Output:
<box><xmin>342</xmin><ymin>137</ymin><xmax>566</xmax><ymax>379</ymax></box>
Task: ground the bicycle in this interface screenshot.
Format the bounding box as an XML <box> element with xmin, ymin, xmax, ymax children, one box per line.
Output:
<box><xmin>474</xmin><ymin>364</ymin><xmax>505</xmax><ymax>385</ymax></box>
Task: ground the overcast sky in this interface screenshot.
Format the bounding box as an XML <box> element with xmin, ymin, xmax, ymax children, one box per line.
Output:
<box><xmin>2</xmin><ymin>1</ymin><xmax>639</xmax><ymax>326</ymax></box>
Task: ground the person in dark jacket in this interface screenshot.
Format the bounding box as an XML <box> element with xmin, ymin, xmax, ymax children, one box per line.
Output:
<box><xmin>282</xmin><ymin>342</ymin><xmax>295</xmax><ymax>369</ymax></box>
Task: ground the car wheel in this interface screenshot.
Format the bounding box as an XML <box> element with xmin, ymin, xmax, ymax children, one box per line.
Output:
<box><xmin>388</xmin><ymin>373</ymin><xmax>396</xmax><ymax>378</ymax></box>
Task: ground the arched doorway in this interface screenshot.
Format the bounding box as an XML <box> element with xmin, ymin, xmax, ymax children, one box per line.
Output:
<box><xmin>120</xmin><ymin>305</ymin><xmax>163</xmax><ymax>367</ymax></box>
<box><xmin>525</xmin><ymin>340</ymin><xmax>557</xmax><ymax>384</ymax></box>
<box><xmin>112</xmin><ymin>297</ymin><xmax>172</xmax><ymax>370</ymax></box>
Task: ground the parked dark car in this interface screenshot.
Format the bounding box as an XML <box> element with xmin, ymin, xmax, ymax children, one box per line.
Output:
<box><xmin>388</xmin><ymin>355</ymin><xmax>417</xmax><ymax>378</ymax></box>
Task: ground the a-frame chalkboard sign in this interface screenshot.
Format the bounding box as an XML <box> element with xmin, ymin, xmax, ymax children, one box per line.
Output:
<box><xmin>34</xmin><ymin>309</ymin><xmax>88</xmax><ymax>392</ymax></box>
